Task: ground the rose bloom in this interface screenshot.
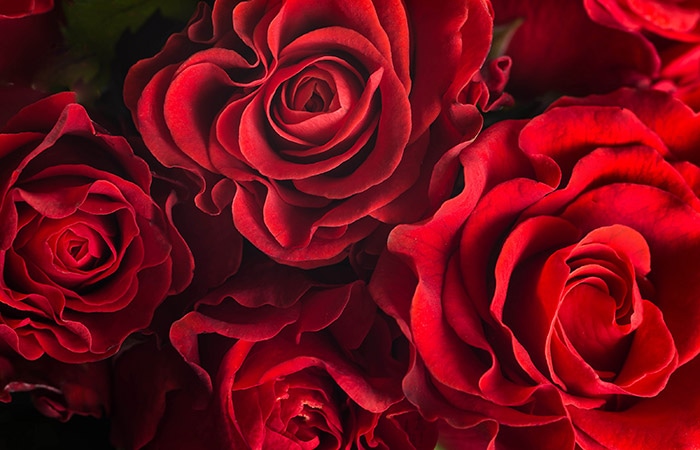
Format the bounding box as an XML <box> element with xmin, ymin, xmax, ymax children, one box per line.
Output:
<box><xmin>370</xmin><ymin>88</ymin><xmax>700</xmax><ymax>448</ymax></box>
<box><xmin>111</xmin><ymin>255</ymin><xmax>436</xmax><ymax>449</ymax></box>
<box><xmin>124</xmin><ymin>0</ymin><xmax>493</xmax><ymax>267</ymax></box>
<box><xmin>0</xmin><ymin>88</ymin><xmax>193</xmax><ymax>363</ymax></box>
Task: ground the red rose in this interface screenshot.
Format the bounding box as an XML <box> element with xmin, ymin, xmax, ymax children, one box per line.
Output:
<box><xmin>584</xmin><ymin>0</ymin><xmax>700</xmax><ymax>42</ymax></box>
<box><xmin>491</xmin><ymin>0</ymin><xmax>658</xmax><ymax>98</ymax></box>
<box><xmin>124</xmin><ymin>0</ymin><xmax>493</xmax><ymax>267</ymax></box>
<box><xmin>112</xmin><ymin>256</ymin><xmax>436</xmax><ymax>449</ymax></box>
<box><xmin>370</xmin><ymin>89</ymin><xmax>700</xmax><ymax>448</ymax></box>
<box><xmin>0</xmin><ymin>89</ymin><xmax>193</xmax><ymax>363</ymax></box>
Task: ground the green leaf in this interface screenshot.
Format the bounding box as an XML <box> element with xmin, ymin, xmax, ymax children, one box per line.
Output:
<box><xmin>63</xmin><ymin>0</ymin><xmax>198</xmax><ymax>57</ymax></box>
<box><xmin>55</xmin><ymin>0</ymin><xmax>199</xmax><ymax>102</ymax></box>
<box><xmin>488</xmin><ymin>17</ymin><xmax>524</xmax><ymax>60</ymax></box>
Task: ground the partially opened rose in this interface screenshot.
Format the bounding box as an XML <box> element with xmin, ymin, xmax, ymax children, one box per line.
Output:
<box><xmin>111</xmin><ymin>255</ymin><xmax>436</xmax><ymax>449</ymax></box>
<box><xmin>371</xmin><ymin>89</ymin><xmax>700</xmax><ymax>448</ymax></box>
<box><xmin>124</xmin><ymin>0</ymin><xmax>493</xmax><ymax>267</ymax></box>
<box><xmin>0</xmin><ymin>88</ymin><xmax>193</xmax><ymax>363</ymax></box>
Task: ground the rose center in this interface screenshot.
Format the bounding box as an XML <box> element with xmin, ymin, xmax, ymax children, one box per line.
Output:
<box><xmin>67</xmin><ymin>238</ymin><xmax>87</xmax><ymax>260</ymax></box>
<box><xmin>304</xmin><ymin>90</ymin><xmax>325</xmax><ymax>113</ymax></box>
<box><xmin>259</xmin><ymin>368</ymin><xmax>343</xmax><ymax>447</ymax></box>
<box><xmin>292</xmin><ymin>77</ymin><xmax>335</xmax><ymax>113</ymax></box>
<box><xmin>13</xmin><ymin>203</ymin><xmax>119</xmax><ymax>292</ymax></box>
<box><xmin>557</xmin><ymin>239</ymin><xmax>642</xmax><ymax>377</ymax></box>
<box><xmin>56</xmin><ymin>227</ymin><xmax>107</xmax><ymax>272</ymax></box>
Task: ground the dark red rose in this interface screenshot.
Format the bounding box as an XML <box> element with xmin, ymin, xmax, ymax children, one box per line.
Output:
<box><xmin>370</xmin><ymin>88</ymin><xmax>700</xmax><ymax>448</ymax></box>
<box><xmin>112</xmin><ymin>256</ymin><xmax>436</xmax><ymax>449</ymax></box>
<box><xmin>491</xmin><ymin>0</ymin><xmax>659</xmax><ymax>98</ymax></box>
<box><xmin>0</xmin><ymin>88</ymin><xmax>193</xmax><ymax>363</ymax></box>
<box><xmin>584</xmin><ymin>0</ymin><xmax>700</xmax><ymax>42</ymax></box>
<box><xmin>124</xmin><ymin>0</ymin><xmax>494</xmax><ymax>267</ymax></box>
<box><xmin>0</xmin><ymin>1</ymin><xmax>60</xmax><ymax>84</ymax></box>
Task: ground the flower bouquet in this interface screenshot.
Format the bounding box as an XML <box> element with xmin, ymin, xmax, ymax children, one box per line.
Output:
<box><xmin>1</xmin><ymin>0</ymin><xmax>699</xmax><ymax>449</ymax></box>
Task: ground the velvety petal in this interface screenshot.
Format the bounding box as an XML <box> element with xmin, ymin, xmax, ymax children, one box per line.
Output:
<box><xmin>544</xmin><ymin>87</ymin><xmax>700</xmax><ymax>165</ymax></box>
<box><xmin>570</xmin><ymin>356</ymin><xmax>700</xmax><ymax>448</ymax></box>
<box><xmin>404</xmin><ymin>0</ymin><xmax>492</xmax><ymax>140</ymax></box>
<box><xmin>560</xmin><ymin>183</ymin><xmax>700</xmax><ymax>363</ymax></box>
